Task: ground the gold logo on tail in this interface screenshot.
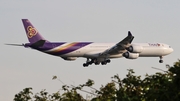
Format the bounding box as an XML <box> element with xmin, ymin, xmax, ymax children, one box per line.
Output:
<box><xmin>27</xmin><ymin>26</ymin><xmax>37</xmax><ymax>38</ymax></box>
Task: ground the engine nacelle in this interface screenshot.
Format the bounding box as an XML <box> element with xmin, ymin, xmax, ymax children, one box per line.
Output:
<box><xmin>123</xmin><ymin>52</ymin><xmax>139</xmax><ymax>59</ymax></box>
<box><xmin>61</xmin><ymin>57</ymin><xmax>77</xmax><ymax>61</ymax></box>
<box><xmin>127</xmin><ymin>45</ymin><xmax>143</xmax><ymax>53</ymax></box>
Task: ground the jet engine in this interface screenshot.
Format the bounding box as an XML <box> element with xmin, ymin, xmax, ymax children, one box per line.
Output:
<box><xmin>127</xmin><ymin>45</ymin><xmax>143</xmax><ymax>53</ymax></box>
<box><xmin>123</xmin><ymin>52</ymin><xmax>139</xmax><ymax>59</ymax></box>
<box><xmin>61</xmin><ymin>57</ymin><xmax>77</xmax><ymax>61</ymax></box>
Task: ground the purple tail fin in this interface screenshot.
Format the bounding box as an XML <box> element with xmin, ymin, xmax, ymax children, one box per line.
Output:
<box><xmin>22</xmin><ymin>19</ymin><xmax>47</xmax><ymax>43</ymax></box>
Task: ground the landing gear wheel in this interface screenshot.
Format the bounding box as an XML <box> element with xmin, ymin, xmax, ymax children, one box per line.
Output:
<box><xmin>159</xmin><ymin>56</ymin><xmax>163</xmax><ymax>63</ymax></box>
<box><xmin>106</xmin><ymin>59</ymin><xmax>111</xmax><ymax>63</ymax></box>
<box><xmin>101</xmin><ymin>61</ymin><xmax>107</xmax><ymax>65</ymax></box>
<box><xmin>95</xmin><ymin>62</ymin><xmax>100</xmax><ymax>65</ymax></box>
<box><xmin>159</xmin><ymin>60</ymin><xmax>163</xmax><ymax>63</ymax></box>
<box><xmin>83</xmin><ymin>63</ymin><xmax>89</xmax><ymax>67</ymax></box>
<box><xmin>88</xmin><ymin>61</ymin><xmax>93</xmax><ymax>65</ymax></box>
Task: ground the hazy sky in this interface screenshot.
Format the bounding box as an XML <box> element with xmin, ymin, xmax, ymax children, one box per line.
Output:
<box><xmin>1</xmin><ymin>0</ymin><xmax>180</xmax><ymax>100</ymax></box>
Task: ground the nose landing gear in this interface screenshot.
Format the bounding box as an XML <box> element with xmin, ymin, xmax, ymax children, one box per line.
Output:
<box><xmin>159</xmin><ymin>56</ymin><xmax>163</xmax><ymax>63</ymax></box>
<box><xmin>159</xmin><ymin>60</ymin><xmax>163</xmax><ymax>63</ymax></box>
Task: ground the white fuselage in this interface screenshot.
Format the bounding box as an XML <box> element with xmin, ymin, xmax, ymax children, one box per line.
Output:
<box><xmin>61</xmin><ymin>43</ymin><xmax>173</xmax><ymax>59</ymax></box>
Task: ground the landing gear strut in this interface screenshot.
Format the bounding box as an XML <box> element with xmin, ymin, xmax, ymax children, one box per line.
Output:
<box><xmin>159</xmin><ymin>56</ymin><xmax>163</xmax><ymax>63</ymax></box>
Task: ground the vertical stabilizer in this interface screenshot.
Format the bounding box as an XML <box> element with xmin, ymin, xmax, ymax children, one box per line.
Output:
<box><xmin>22</xmin><ymin>19</ymin><xmax>46</xmax><ymax>43</ymax></box>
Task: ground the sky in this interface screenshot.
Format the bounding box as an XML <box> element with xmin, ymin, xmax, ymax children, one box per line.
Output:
<box><xmin>1</xmin><ymin>0</ymin><xmax>180</xmax><ymax>100</ymax></box>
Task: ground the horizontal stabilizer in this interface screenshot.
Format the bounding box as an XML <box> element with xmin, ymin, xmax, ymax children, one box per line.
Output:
<box><xmin>5</xmin><ymin>43</ymin><xmax>24</xmax><ymax>46</ymax></box>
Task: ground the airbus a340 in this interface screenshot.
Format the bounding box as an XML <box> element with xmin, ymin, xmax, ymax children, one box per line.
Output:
<box><xmin>6</xmin><ymin>19</ymin><xmax>173</xmax><ymax>67</ymax></box>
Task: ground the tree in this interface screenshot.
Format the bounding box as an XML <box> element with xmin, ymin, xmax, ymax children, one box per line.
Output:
<box><xmin>14</xmin><ymin>60</ymin><xmax>180</xmax><ymax>101</ymax></box>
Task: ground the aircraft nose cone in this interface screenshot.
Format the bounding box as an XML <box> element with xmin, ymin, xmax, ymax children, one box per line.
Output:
<box><xmin>164</xmin><ymin>47</ymin><xmax>173</xmax><ymax>55</ymax></box>
<box><xmin>167</xmin><ymin>48</ymin><xmax>173</xmax><ymax>54</ymax></box>
<box><xmin>170</xmin><ymin>48</ymin><xmax>174</xmax><ymax>53</ymax></box>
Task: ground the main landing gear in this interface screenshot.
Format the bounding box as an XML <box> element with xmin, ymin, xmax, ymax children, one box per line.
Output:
<box><xmin>159</xmin><ymin>56</ymin><xmax>163</xmax><ymax>63</ymax></box>
<box><xmin>83</xmin><ymin>58</ymin><xmax>111</xmax><ymax>67</ymax></box>
<box><xmin>101</xmin><ymin>59</ymin><xmax>111</xmax><ymax>65</ymax></box>
<box><xmin>83</xmin><ymin>58</ymin><xmax>93</xmax><ymax>67</ymax></box>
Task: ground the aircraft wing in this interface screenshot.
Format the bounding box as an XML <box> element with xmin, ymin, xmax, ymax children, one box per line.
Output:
<box><xmin>100</xmin><ymin>31</ymin><xmax>134</xmax><ymax>56</ymax></box>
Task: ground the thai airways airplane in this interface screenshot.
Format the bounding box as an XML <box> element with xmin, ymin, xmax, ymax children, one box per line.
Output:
<box><xmin>6</xmin><ymin>19</ymin><xmax>173</xmax><ymax>67</ymax></box>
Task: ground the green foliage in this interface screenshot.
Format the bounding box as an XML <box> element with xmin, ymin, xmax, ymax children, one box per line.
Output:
<box><xmin>14</xmin><ymin>60</ymin><xmax>180</xmax><ymax>101</ymax></box>
<box><xmin>34</xmin><ymin>90</ymin><xmax>62</xmax><ymax>101</ymax></box>
<box><xmin>14</xmin><ymin>87</ymin><xmax>33</xmax><ymax>101</ymax></box>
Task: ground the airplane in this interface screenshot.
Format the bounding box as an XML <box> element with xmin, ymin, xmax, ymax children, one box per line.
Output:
<box><xmin>6</xmin><ymin>19</ymin><xmax>173</xmax><ymax>67</ymax></box>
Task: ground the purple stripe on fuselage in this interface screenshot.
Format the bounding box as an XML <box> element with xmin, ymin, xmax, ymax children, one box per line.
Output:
<box><xmin>28</xmin><ymin>42</ymin><xmax>66</xmax><ymax>51</ymax></box>
<box><xmin>41</xmin><ymin>43</ymin><xmax>66</xmax><ymax>51</ymax></box>
<box><xmin>28</xmin><ymin>42</ymin><xmax>93</xmax><ymax>56</ymax></box>
<box><xmin>49</xmin><ymin>42</ymin><xmax>92</xmax><ymax>55</ymax></box>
